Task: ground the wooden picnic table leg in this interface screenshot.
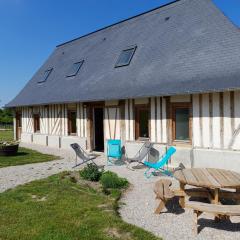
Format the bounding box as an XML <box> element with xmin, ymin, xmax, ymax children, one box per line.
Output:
<box><xmin>155</xmin><ymin>199</ymin><xmax>166</xmax><ymax>214</ymax></box>
<box><xmin>179</xmin><ymin>183</ymin><xmax>186</xmax><ymax>208</ymax></box>
<box><xmin>213</xmin><ymin>188</ymin><xmax>219</xmax><ymax>204</ymax></box>
<box><xmin>212</xmin><ymin>188</ymin><xmax>221</xmax><ymax>222</ymax></box>
<box><xmin>237</xmin><ymin>188</ymin><xmax>240</xmax><ymax>204</ymax></box>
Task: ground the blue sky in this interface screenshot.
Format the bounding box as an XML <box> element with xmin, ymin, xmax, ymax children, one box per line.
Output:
<box><xmin>0</xmin><ymin>0</ymin><xmax>240</xmax><ymax>107</ymax></box>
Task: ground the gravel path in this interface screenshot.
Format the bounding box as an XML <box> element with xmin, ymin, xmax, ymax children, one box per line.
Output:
<box><xmin>0</xmin><ymin>143</ymin><xmax>107</xmax><ymax>193</ymax></box>
<box><xmin>108</xmin><ymin>166</ymin><xmax>240</xmax><ymax>240</ymax></box>
<box><xmin>0</xmin><ymin>143</ymin><xmax>239</xmax><ymax>239</ymax></box>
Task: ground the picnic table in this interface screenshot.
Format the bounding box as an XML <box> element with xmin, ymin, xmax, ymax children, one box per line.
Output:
<box><xmin>173</xmin><ymin>168</ymin><xmax>240</xmax><ymax>207</ymax></box>
<box><xmin>155</xmin><ymin>169</ymin><xmax>240</xmax><ymax>234</ymax></box>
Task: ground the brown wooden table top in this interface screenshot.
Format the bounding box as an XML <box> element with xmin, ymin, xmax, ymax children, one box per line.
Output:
<box><xmin>174</xmin><ymin>168</ymin><xmax>240</xmax><ymax>189</ymax></box>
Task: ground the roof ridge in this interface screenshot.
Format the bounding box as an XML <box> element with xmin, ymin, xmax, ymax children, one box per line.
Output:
<box><xmin>56</xmin><ymin>0</ymin><xmax>190</xmax><ymax>48</ymax></box>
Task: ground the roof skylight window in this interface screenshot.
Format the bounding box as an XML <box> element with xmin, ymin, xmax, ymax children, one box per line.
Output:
<box><xmin>66</xmin><ymin>60</ymin><xmax>84</xmax><ymax>77</ymax></box>
<box><xmin>115</xmin><ymin>46</ymin><xmax>137</xmax><ymax>68</ymax></box>
<box><xmin>38</xmin><ymin>68</ymin><xmax>53</xmax><ymax>83</ymax></box>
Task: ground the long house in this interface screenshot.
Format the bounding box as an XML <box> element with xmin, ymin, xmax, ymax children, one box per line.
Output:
<box><xmin>6</xmin><ymin>0</ymin><xmax>240</xmax><ymax>171</ymax></box>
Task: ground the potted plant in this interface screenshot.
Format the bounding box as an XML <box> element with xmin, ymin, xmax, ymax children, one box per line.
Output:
<box><xmin>0</xmin><ymin>141</ymin><xmax>19</xmax><ymax>156</ymax></box>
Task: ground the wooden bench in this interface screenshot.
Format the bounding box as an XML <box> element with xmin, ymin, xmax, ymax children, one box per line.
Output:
<box><xmin>154</xmin><ymin>179</ymin><xmax>175</xmax><ymax>214</ymax></box>
<box><xmin>154</xmin><ymin>180</ymin><xmax>218</xmax><ymax>214</ymax></box>
<box><xmin>154</xmin><ymin>179</ymin><xmax>224</xmax><ymax>214</ymax></box>
<box><xmin>186</xmin><ymin>201</ymin><xmax>240</xmax><ymax>235</ymax></box>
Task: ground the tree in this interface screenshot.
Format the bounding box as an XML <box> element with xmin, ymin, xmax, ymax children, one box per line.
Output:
<box><xmin>0</xmin><ymin>108</ymin><xmax>13</xmax><ymax>124</ymax></box>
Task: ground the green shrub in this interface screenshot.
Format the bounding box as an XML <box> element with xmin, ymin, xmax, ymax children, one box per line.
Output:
<box><xmin>100</xmin><ymin>171</ymin><xmax>128</xmax><ymax>189</ymax></box>
<box><xmin>79</xmin><ymin>163</ymin><xmax>102</xmax><ymax>182</ymax></box>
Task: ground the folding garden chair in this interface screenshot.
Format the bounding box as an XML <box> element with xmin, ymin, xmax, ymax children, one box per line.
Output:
<box><xmin>107</xmin><ymin>139</ymin><xmax>122</xmax><ymax>165</ymax></box>
<box><xmin>70</xmin><ymin>143</ymin><xmax>98</xmax><ymax>168</ymax></box>
<box><xmin>125</xmin><ymin>141</ymin><xmax>153</xmax><ymax>169</ymax></box>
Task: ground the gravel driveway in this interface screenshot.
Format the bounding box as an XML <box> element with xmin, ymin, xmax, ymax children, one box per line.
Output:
<box><xmin>0</xmin><ymin>143</ymin><xmax>239</xmax><ymax>240</ymax></box>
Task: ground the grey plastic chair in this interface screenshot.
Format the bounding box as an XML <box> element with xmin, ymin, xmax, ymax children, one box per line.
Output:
<box><xmin>125</xmin><ymin>142</ymin><xmax>153</xmax><ymax>168</ymax></box>
<box><xmin>70</xmin><ymin>143</ymin><xmax>98</xmax><ymax>168</ymax></box>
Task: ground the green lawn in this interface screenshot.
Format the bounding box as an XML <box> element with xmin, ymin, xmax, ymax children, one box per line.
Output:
<box><xmin>0</xmin><ymin>130</ymin><xmax>59</xmax><ymax>168</ymax></box>
<box><xmin>0</xmin><ymin>147</ymin><xmax>59</xmax><ymax>168</ymax></box>
<box><xmin>0</xmin><ymin>173</ymin><xmax>161</xmax><ymax>240</ymax></box>
<box><xmin>0</xmin><ymin>129</ymin><xmax>14</xmax><ymax>141</ymax></box>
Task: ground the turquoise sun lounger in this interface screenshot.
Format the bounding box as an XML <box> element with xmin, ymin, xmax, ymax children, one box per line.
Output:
<box><xmin>144</xmin><ymin>146</ymin><xmax>176</xmax><ymax>178</ymax></box>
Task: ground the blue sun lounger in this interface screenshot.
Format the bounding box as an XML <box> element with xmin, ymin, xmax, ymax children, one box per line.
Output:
<box><xmin>144</xmin><ymin>146</ymin><xmax>176</xmax><ymax>178</ymax></box>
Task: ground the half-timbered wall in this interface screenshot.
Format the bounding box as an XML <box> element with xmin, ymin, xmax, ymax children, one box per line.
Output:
<box><xmin>124</xmin><ymin>98</ymin><xmax>168</xmax><ymax>143</ymax></box>
<box><xmin>192</xmin><ymin>91</ymin><xmax>240</xmax><ymax>151</ymax></box>
<box><xmin>125</xmin><ymin>99</ymin><xmax>134</xmax><ymax>141</ymax></box>
<box><xmin>104</xmin><ymin>106</ymin><xmax>121</xmax><ymax>140</ymax></box>
<box><xmin>22</xmin><ymin>107</ymin><xmax>34</xmax><ymax>133</ymax></box>
<box><xmin>18</xmin><ymin>91</ymin><xmax>240</xmax><ymax>152</ymax></box>
<box><xmin>21</xmin><ymin>104</ymin><xmax>87</xmax><ymax>138</ymax></box>
<box><xmin>76</xmin><ymin>103</ymin><xmax>87</xmax><ymax>138</ymax></box>
<box><xmin>45</xmin><ymin>105</ymin><xmax>67</xmax><ymax>136</ymax></box>
<box><xmin>150</xmin><ymin>97</ymin><xmax>167</xmax><ymax>143</ymax></box>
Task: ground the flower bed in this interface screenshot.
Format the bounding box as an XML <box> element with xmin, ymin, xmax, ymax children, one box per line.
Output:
<box><xmin>0</xmin><ymin>141</ymin><xmax>19</xmax><ymax>156</ymax></box>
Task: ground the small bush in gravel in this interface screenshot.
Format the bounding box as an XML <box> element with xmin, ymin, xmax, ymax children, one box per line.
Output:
<box><xmin>80</xmin><ymin>163</ymin><xmax>102</xmax><ymax>182</ymax></box>
<box><xmin>100</xmin><ymin>171</ymin><xmax>128</xmax><ymax>190</ymax></box>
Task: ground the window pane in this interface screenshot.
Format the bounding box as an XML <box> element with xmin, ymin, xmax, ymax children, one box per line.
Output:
<box><xmin>67</xmin><ymin>61</ymin><xmax>84</xmax><ymax>77</ymax></box>
<box><xmin>38</xmin><ymin>68</ymin><xmax>53</xmax><ymax>83</ymax></box>
<box><xmin>175</xmin><ymin>108</ymin><xmax>189</xmax><ymax>141</ymax></box>
<box><xmin>139</xmin><ymin>109</ymin><xmax>149</xmax><ymax>138</ymax></box>
<box><xmin>118</xmin><ymin>50</ymin><xmax>133</xmax><ymax>65</ymax></box>
<box><xmin>115</xmin><ymin>47</ymin><xmax>136</xmax><ymax>67</ymax></box>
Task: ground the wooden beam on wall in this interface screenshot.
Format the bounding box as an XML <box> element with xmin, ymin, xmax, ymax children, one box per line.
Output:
<box><xmin>86</xmin><ymin>105</ymin><xmax>93</xmax><ymax>151</ymax></box>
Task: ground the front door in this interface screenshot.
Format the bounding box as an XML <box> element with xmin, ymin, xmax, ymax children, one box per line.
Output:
<box><xmin>16</xmin><ymin>113</ymin><xmax>22</xmax><ymax>140</ymax></box>
<box><xmin>93</xmin><ymin>108</ymin><xmax>104</xmax><ymax>151</ymax></box>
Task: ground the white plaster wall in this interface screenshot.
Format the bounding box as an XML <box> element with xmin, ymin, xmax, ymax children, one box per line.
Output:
<box><xmin>212</xmin><ymin>92</ymin><xmax>221</xmax><ymax>148</ymax></box>
<box><xmin>104</xmin><ymin>107</ymin><xmax>120</xmax><ymax>140</ymax></box>
<box><xmin>201</xmin><ymin>93</ymin><xmax>210</xmax><ymax>148</ymax></box>
<box><xmin>48</xmin><ymin>136</ymin><xmax>60</xmax><ymax>148</ymax></box>
<box><xmin>125</xmin><ymin>99</ymin><xmax>134</xmax><ymax>141</ymax></box>
<box><xmin>21</xmin><ymin>133</ymin><xmax>33</xmax><ymax>143</ymax></box>
<box><xmin>223</xmin><ymin>92</ymin><xmax>232</xmax><ymax>149</ymax></box>
<box><xmin>161</xmin><ymin>98</ymin><xmax>167</xmax><ymax>143</ymax></box>
<box><xmin>32</xmin><ymin>134</ymin><xmax>48</xmax><ymax>146</ymax></box>
<box><xmin>61</xmin><ymin>136</ymin><xmax>87</xmax><ymax>150</ymax></box>
<box><xmin>192</xmin><ymin>91</ymin><xmax>240</xmax><ymax>151</ymax></box>
<box><xmin>192</xmin><ymin>94</ymin><xmax>201</xmax><ymax>147</ymax></box>
<box><xmin>22</xmin><ymin>107</ymin><xmax>34</xmax><ymax>133</ymax></box>
<box><xmin>125</xmin><ymin>100</ymin><xmax>130</xmax><ymax>141</ymax></box>
<box><xmin>193</xmin><ymin>149</ymin><xmax>240</xmax><ymax>172</ymax></box>
<box><xmin>150</xmin><ymin>97</ymin><xmax>167</xmax><ymax>144</ymax></box>
<box><xmin>129</xmin><ymin>100</ymin><xmax>134</xmax><ymax>141</ymax></box>
<box><xmin>232</xmin><ymin>91</ymin><xmax>240</xmax><ymax>150</ymax></box>
<box><xmin>77</xmin><ymin>103</ymin><xmax>87</xmax><ymax>138</ymax></box>
<box><xmin>150</xmin><ymin>97</ymin><xmax>156</xmax><ymax>142</ymax></box>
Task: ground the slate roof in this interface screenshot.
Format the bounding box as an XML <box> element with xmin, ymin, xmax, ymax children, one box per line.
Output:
<box><xmin>6</xmin><ymin>0</ymin><xmax>240</xmax><ymax>107</ymax></box>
